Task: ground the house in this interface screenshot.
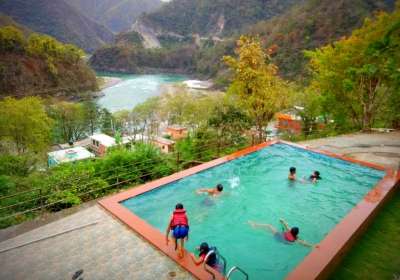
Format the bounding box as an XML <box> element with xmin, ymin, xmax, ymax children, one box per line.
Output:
<box><xmin>275</xmin><ymin>112</ymin><xmax>303</xmax><ymax>135</ymax></box>
<box><xmin>152</xmin><ymin>137</ymin><xmax>175</xmax><ymax>153</ymax></box>
<box><xmin>89</xmin><ymin>134</ymin><xmax>117</xmax><ymax>156</ymax></box>
<box><xmin>165</xmin><ymin>125</ymin><xmax>188</xmax><ymax>140</ymax></box>
<box><xmin>47</xmin><ymin>147</ymin><xmax>95</xmax><ymax>167</ymax></box>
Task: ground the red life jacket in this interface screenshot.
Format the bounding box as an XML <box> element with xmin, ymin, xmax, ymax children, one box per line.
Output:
<box><xmin>170</xmin><ymin>209</ymin><xmax>188</xmax><ymax>228</ymax></box>
<box><xmin>284</xmin><ymin>231</ymin><xmax>296</xmax><ymax>242</ymax></box>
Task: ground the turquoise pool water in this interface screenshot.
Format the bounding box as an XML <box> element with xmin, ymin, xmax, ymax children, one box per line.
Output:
<box><xmin>121</xmin><ymin>143</ymin><xmax>384</xmax><ymax>279</ymax></box>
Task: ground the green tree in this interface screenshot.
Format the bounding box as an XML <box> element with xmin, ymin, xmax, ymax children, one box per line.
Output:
<box><xmin>223</xmin><ymin>36</ymin><xmax>293</xmax><ymax>142</ymax></box>
<box><xmin>0</xmin><ymin>97</ymin><xmax>52</xmax><ymax>154</ymax></box>
<box><xmin>49</xmin><ymin>102</ymin><xmax>87</xmax><ymax>143</ymax></box>
<box><xmin>0</xmin><ymin>26</ymin><xmax>25</xmax><ymax>53</ymax></box>
<box><xmin>306</xmin><ymin>6</ymin><xmax>400</xmax><ymax>130</ymax></box>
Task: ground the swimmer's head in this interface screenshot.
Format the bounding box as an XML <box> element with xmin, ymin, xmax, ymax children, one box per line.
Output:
<box><xmin>199</xmin><ymin>242</ymin><xmax>210</xmax><ymax>254</ymax></box>
<box><xmin>175</xmin><ymin>203</ymin><xmax>184</xmax><ymax>209</ymax></box>
<box><xmin>216</xmin><ymin>184</ymin><xmax>223</xmax><ymax>192</ymax></box>
<box><xmin>290</xmin><ymin>227</ymin><xmax>299</xmax><ymax>238</ymax></box>
<box><xmin>289</xmin><ymin>167</ymin><xmax>296</xmax><ymax>174</ymax></box>
<box><xmin>314</xmin><ymin>171</ymin><xmax>321</xmax><ymax>178</ymax></box>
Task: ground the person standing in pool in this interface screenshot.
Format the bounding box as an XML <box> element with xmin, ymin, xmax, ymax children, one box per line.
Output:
<box><xmin>248</xmin><ymin>219</ymin><xmax>316</xmax><ymax>248</ymax></box>
<box><xmin>166</xmin><ymin>203</ymin><xmax>189</xmax><ymax>258</ymax></box>
<box><xmin>288</xmin><ymin>167</ymin><xmax>297</xmax><ymax>181</ymax></box>
<box><xmin>190</xmin><ymin>242</ymin><xmax>221</xmax><ymax>271</ymax></box>
<box><xmin>196</xmin><ymin>184</ymin><xmax>223</xmax><ymax>196</ymax></box>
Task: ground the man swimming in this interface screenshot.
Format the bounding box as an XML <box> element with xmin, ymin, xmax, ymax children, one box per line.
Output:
<box><xmin>288</xmin><ymin>167</ymin><xmax>296</xmax><ymax>181</ymax></box>
<box><xmin>196</xmin><ymin>184</ymin><xmax>223</xmax><ymax>196</ymax></box>
<box><xmin>248</xmin><ymin>219</ymin><xmax>316</xmax><ymax>248</ymax></box>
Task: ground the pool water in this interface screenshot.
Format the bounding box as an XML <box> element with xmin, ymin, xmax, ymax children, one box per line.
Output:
<box><xmin>121</xmin><ymin>144</ymin><xmax>384</xmax><ymax>279</ymax></box>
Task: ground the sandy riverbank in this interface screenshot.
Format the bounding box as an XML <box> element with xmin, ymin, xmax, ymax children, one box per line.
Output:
<box><xmin>98</xmin><ymin>76</ymin><xmax>123</xmax><ymax>90</ymax></box>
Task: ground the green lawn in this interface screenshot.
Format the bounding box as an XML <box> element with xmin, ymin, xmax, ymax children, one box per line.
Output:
<box><xmin>330</xmin><ymin>190</ymin><xmax>400</xmax><ymax>280</ymax></box>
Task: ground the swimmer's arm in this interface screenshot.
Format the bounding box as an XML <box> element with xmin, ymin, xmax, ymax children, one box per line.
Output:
<box><xmin>196</xmin><ymin>188</ymin><xmax>211</xmax><ymax>194</ymax></box>
<box><xmin>190</xmin><ymin>253</ymin><xmax>204</xmax><ymax>265</ymax></box>
<box><xmin>248</xmin><ymin>221</ymin><xmax>277</xmax><ymax>234</ymax></box>
<box><xmin>296</xmin><ymin>239</ymin><xmax>314</xmax><ymax>248</ymax></box>
<box><xmin>165</xmin><ymin>217</ymin><xmax>172</xmax><ymax>244</ymax></box>
<box><xmin>279</xmin><ymin>219</ymin><xmax>290</xmax><ymax>231</ymax></box>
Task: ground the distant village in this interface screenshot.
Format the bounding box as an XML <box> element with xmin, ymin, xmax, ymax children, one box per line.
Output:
<box><xmin>48</xmin><ymin>108</ymin><xmax>317</xmax><ymax>167</ymax></box>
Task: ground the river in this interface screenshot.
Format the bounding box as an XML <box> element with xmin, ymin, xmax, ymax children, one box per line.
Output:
<box><xmin>97</xmin><ymin>73</ymin><xmax>187</xmax><ymax>112</ymax></box>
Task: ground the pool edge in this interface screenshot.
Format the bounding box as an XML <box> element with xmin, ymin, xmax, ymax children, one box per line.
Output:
<box><xmin>98</xmin><ymin>140</ymin><xmax>399</xmax><ymax>280</ymax></box>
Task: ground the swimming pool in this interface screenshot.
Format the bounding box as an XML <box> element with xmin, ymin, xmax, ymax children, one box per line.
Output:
<box><xmin>100</xmin><ymin>141</ymin><xmax>397</xmax><ymax>280</ymax></box>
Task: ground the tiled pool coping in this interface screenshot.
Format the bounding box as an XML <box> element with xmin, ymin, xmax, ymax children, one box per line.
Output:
<box><xmin>99</xmin><ymin>140</ymin><xmax>399</xmax><ymax>280</ymax></box>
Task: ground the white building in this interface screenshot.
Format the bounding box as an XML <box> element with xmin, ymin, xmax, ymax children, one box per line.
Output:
<box><xmin>48</xmin><ymin>147</ymin><xmax>95</xmax><ymax>167</ymax></box>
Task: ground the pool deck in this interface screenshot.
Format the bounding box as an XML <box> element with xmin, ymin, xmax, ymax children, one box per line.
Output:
<box><xmin>0</xmin><ymin>131</ymin><xmax>399</xmax><ymax>280</ymax></box>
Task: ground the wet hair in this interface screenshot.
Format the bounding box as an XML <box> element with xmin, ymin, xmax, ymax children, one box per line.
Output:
<box><xmin>175</xmin><ymin>203</ymin><xmax>184</xmax><ymax>209</ymax></box>
<box><xmin>199</xmin><ymin>242</ymin><xmax>210</xmax><ymax>255</ymax></box>
<box><xmin>290</xmin><ymin>227</ymin><xmax>299</xmax><ymax>238</ymax></box>
<box><xmin>216</xmin><ymin>184</ymin><xmax>223</xmax><ymax>192</ymax></box>
<box><xmin>289</xmin><ymin>167</ymin><xmax>296</xmax><ymax>174</ymax></box>
<box><xmin>314</xmin><ymin>171</ymin><xmax>321</xmax><ymax>179</ymax></box>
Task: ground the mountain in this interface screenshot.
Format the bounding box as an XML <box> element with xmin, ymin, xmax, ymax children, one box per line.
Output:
<box><xmin>132</xmin><ymin>0</ymin><xmax>302</xmax><ymax>47</ymax></box>
<box><xmin>68</xmin><ymin>0</ymin><xmax>163</xmax><ymax>33</ymax></box>
<box><xmin>0</xmin><ymin>0</ymin><xmax>114</xmax><ymax>53</ymax></box>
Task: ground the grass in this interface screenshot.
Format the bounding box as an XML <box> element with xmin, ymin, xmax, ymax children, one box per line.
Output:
<box><xmin>330</xmin><ymin>190</ymin><xmax>400</xmax><ymax>280</ymax></box>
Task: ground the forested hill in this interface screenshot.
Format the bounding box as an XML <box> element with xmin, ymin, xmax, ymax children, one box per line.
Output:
<box><xmin>69</xmin><ymin>0</ymin><xmax>163</xmax><ymax>33</ymax></box>
<box><xmin>247</xmin><ymin>0</ymin><xmax>397</xmax><ymax>79</ymax></box>
<box><xmin>0</xmin><ymin>25</ymin><xmax>98</xmax><ymax>98</ymax></box>
<box><xmin>135</xmin><ymin>0</ymin><xmax>301</xmax><ymax>38</ymax></box>
<box><xmin>0</xmin><ymin>0</ymin><xmax>114</xmax><ymax>53</ymax></box>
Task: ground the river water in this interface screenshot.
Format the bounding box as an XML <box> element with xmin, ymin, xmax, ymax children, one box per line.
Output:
<box><xmin>97</xmin><ymin>73</ymin><xmax>187</xmax><ymax>112</ymax></box>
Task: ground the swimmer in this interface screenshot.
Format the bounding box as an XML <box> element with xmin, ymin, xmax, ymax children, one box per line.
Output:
<box><xmin>309</xmin><ymin>171</ymin><xmax>321</xmax><ymax>183</ymax></box>
<box><xmin>248</xmin><ymin>219</ymin><xmax>316</xmax><ymax>248</ymax></box>
<box><xmin>288</xmin><ymin>167</ymin><xmax>296</xmax><ymax>181</ymax></box>
<box><xmin>196</xmin><ymin>184</ymin><xmax>223</xmax><ymax>196</ymax></box>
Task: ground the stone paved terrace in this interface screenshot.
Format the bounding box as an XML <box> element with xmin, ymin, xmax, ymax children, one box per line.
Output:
<box><xmin>0</xmin><ymin>131</ymin><xmax>399</xmax><ymax>280</ymax></box>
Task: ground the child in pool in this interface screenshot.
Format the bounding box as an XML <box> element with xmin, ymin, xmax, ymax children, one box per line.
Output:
<box><xmin>248</xmin><ymin>219</ymin><xmax>316</xmax><ymax>248</ymax></box>
<box><xmin>196</xmin><ymin>184</ymin><xmax>223</xmax><ymax>196</ymax></box>
<box><xmin>288</xmin><ymin>167</ymin><xmax>296</xmax><ymax>181</ymax></box>
<box><xmin>309</xmin><ymin>171</ymin><xmax>321</xmax><ymax>183</ymax></box>
<box><xmin>166</xmin><ymin>203</ymin><xmax>189</xmax><ymax>258</ymax></box>
<box><xmin>190</xmin><ymin>242</ymin><xmax>221</xmax><ymax>271</ymax></box>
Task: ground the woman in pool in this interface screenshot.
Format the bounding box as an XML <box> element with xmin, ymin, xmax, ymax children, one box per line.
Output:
<box><xmin>248</xmin><ymin>219</ymin><xmax>316</xmax><ymax>248</ymax></box>
<box><xmin>166</xmin><ymin>203</ymin><xmax>189</xmax><ymax>258</ymax></box>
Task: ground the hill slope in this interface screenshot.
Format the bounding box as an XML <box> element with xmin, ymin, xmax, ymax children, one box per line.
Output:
<box><xmin>134</xmin><ymin>0</ymin><xmax>302</xmax><ymax>39</ymax></box>
<box><xmin>247</xmin><ymin>0</ymin><xmax>397</xmax><ymax>79</ymax></box>
<box><xmin>69</xmin><ymin>0</ymin><xmax>163</xmax><ymax>33</ymax></box>
<box><xmin>0</xmin><ymin>0</ymin><xmax>114</xmax><ymax>53</ymax></box>
<box><xmin>0</xmin><ymin>25</ymin><xmax>98</xmax><ymax>98</ymax></box>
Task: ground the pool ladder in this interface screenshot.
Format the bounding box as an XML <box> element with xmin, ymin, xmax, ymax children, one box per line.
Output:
<box><xmin>204</xmin><ymin>250</ymin><xmax>249</xmax><ymax>280</ymax></box>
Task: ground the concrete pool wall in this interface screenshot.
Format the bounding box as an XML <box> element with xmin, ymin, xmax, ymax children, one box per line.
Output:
<box><xmin>99</xmin><ymin>140</ymin><xmax>398</xmax><ymax>280</ymax></box>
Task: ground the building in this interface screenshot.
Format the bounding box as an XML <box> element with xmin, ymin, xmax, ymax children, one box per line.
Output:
<box><xmin>165</xmin><ymin>125</ymin><xmax>188</xmax><ymax>140</ymax></box>
<box><xmin>152</xmin><ymin>137</ymin><xmax>175</xmax><ymax>153</ymax></box>
<box><xmin>275</xmin><ymin>112</ymin><xmax>303</xmax><ymax>135</ymax></box>
<box><xmin>47</xmin><ymin>147</ymin><xmax>95</xmax><ymax>167</ymax></box>
<box><xmin>89</xmin><ymin>134</ymin><xmax>117</xmax><ymax>156</ymax></box>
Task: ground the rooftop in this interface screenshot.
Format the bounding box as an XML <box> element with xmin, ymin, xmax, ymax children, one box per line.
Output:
<box><xmin>47</xmin><ymin>147</ymin><xmax>95</xmax><ymax>164</ymax></box>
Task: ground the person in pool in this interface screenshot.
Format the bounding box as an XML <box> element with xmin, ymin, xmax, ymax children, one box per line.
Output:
<box><xmin>288</xmin><ymin>167</ymin><xmax>297</xmax><ymax>181</ymax></box>
<box><xmin>248</xmin><ymin>219</ymin><xmax>316</xmax><ymax>248</ymax></box>
<box><xmin>190</xmin><ymin>242</ymin><xmax>221</xmax><ymax>271</ymax></box>
<box><xmin>166</xmin><ymin>203</ymin><xmax>189</xmax><ymax>258</ymax></box>
<box><xmin>196</xmin><ymin>184</ymin><xmax>223</xmax><ymax>196</ymax></box>
<box><xmin>309</xmin><ymin>171</ymin><xmax>321</xmax><ymax>183</ymax></box>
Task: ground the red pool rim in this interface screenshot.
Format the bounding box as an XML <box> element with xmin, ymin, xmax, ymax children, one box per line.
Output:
<box><xmin>99</xmin><ymin>140</ymin><xmax>399</xmax><ymax>280</ymax></box>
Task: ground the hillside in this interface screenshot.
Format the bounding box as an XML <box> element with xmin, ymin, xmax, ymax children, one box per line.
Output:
<box><xmin>0</xmin><ymin>25</ymin><xmax>98</xmax><ymax>98</ymax></box>
<box><xmin>133</xmin><ymin>0</ymin><xmax>301</xmax><ymax>46</ymax></box>
<box><xmin>69</xmin><ymin>0</ymin><xmax>163</xmax><ymax>33</ymax></box>
<box><xmin>0</xmin><ymin>0</ymin><xmax>114</xmax><ymax>53</ymax></box>
<box><xmin>247</xmin><ymin>0</ymin><xmax>397</xmax><ymax>80</ymax></box>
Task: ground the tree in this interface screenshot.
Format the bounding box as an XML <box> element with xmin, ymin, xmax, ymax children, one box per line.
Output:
<box><xmin>49</xmin><ymin>102</ymin><xmax>87</xmax><ymax>143</ymax></box>
<box><xmin>306</xmin><ymin>6</ymin><xmax>400</xmax><ymax>130</ymax></box>
<box><xmin>223</xmin><ymin>36</ymin><xmax>293</xmax><ymax>142</ymax></box>
<box><xmin>82</xmin><ymin>101</ymin><xmax>101</xmax><ymax>135</ymax></box>
<box><xmin>0</xmin><ymin>97</ymin><xmax>52</xmax><ymax>154</ymax></box>
<box><xmin>0</xmin><ymin>26</ymin><xmax>25</xmax><ymax>53</ymax></box>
